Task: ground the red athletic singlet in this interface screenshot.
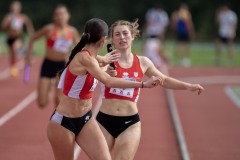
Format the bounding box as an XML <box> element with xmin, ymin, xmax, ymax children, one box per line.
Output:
<box><xmin>58</xmin><ymin>50</ymin><xmax>98</xmax><ymax>99</ymax></box>
<box><xmin>10</xmin><ymin>15</ymin><xmax>24</xmax><ymax>30</ymax></box>
<box><xmin>46</xmin><ymin>25</ymin><xmax>73</xmax><ymax>53</ymax></box>
<box><xmin>102</xmin><ymin>54</ymin><xmax>143</xmax><ymax>102</ymax></box>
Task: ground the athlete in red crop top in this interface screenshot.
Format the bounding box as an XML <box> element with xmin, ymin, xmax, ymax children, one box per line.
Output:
<box><xmin>46</xmin><ymin>25</ymin><xmax>73</xmax><ymax>53</ymax></box>
<box><xmin>96</xmin><ymin>19</ymin><xmax>204</xmax><ymax>160</ymax></box>
<box><xmin>102</xmin><ymin>53</ymin><xmax>143</xmax><ymax>102</ymax></box>
<box><xmin>58</xmin><ymin>50</ymin><xmax>98</xmax><ymax>99</ymax></box>
<box><xmin>1</xmin><ymin>1</ymin><xmax>34</xmax><ymax>77</ymax></box>
<box><xmin>25</xmin><ymin>4</ymin><xmax>79</xmax><ymax>109</ymax></box>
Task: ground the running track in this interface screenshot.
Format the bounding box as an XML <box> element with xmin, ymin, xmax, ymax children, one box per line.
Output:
<box><xmin>0</xmin><ymin>56</ymin><xmax>240</xmax><ymax>160</ymax></box>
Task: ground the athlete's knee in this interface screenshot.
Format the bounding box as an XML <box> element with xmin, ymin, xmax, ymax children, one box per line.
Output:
<box><xmin>37</xmin><ymin>98</ymin><xmax>48</xmax><ymax>108</ymax></box>
<box><xmin>89</xmin><ymin>152</ymin><xmax>111</xmax><ymax>160</ymax></box>
<box><xmin>114</xmin><ymin>154</ymin><xmax>134</xmax><ymax>160</ymax></box>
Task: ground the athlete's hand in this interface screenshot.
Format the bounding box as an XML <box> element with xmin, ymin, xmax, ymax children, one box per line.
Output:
<box><xmin>102</xmin><ymin>51</ymin><xmax>120</xmax><ymax>66</ymax></box>
<box><xmin>106</xmin><ymin>65</ymin><xmax>117</xmax><ymax>77</ymax></box>
<box><xmin>25</xmin><ymin>50</ymin><xmax>32</xmax><ymax>65</ymax></box>
<box><xmin>143</xmin><ymin>76</ymin><xmax>163</xmax><ymax>88</ymax></box>
<box><xmin>187</xmin><ymin>84</ymin><xmax>204</xmax><ymax>95</ymax></box>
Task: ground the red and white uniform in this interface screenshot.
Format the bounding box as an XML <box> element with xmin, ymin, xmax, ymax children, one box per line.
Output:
<box><xmin>10</xmin><ymin>15</ymin><xmax>24</xmax><ymax>30</ymax></box>
<box><xmin>46</xmin><ymin>25</ymin><xmax>73</xmax><ymax>53</ymax></box>
<box><xmin>58</xmin><ymin>50</ymin><xmax>98</xmax><ymax>99</ymax></box>
<box><xmin>102</xmin><ymin>54</ymin><xmax>143</xmax><ymax>103</ymax></box>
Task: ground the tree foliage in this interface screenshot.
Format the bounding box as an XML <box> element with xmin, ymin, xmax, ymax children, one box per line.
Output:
<box><xmin>0</xmin><ymin>0</ymin><xmax>238</xmax><ymax>40</ymax></box>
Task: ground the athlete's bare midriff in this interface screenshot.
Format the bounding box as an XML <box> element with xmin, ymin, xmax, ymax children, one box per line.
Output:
<box><xmin>100</xmin><ymin>98</ymin><xmax>138</xmax><ymax>116</ymax></box>
<box><xmin>7</xmin><ymin>29</ymin><xmax>23</xmax><ymax>37</ymax></box>
<box><xmin>45</xmin><ymin>48</ymin><xmax>68</xmax><ymax>61</ymax></box>
<box><xmin>56</xmin><ymin>94</ymin><xmax>92</xmax><ymax>117</ymax></box>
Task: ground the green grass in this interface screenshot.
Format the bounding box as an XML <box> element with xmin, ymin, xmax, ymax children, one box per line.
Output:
<box><xmin>232</xmin><ymin>86</ymin><xmax>240</xmax><ymax>98</ymax></box>
<box><xmin>1</xmin><ymin>34</ymin><xmax>240</xmax><ymax>67</ymax></box>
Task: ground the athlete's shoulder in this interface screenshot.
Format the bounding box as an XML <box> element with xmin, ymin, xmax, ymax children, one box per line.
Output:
<box><xmin>43</xmin><ymin>23</ymin><xmax>54</xmax><ymax>30</ymax></box>
<box><xmin>77</xmin><ymin>50</ymin><xmax>94</xmax><ymax>61</ymax></box>
<box><xmin>137</xmin><ymin>55</ymin><xmax>150</xmax><ymax>62</ymax></box>
<box><xmin>136</xmin><ymin>55</ymin><xmax>153</xmax><ymax>66</ymax></box>
<box><xmin>68</xmin><ymin>25</ymin><xmax>77</xmax><ymax>31</ymax></box>
<box><xmin>21</xmin><ymin>13</ymin><xmax>30</xmax><ymax>19</ymax></box>
<box><xmin>68</xmin><ymin>26</ymin><xmax>79</xmax><ymax>36</ymax></box>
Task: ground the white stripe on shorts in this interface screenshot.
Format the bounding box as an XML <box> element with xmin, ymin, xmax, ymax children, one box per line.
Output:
<box><xmin>51</xmin><ymin>111</ymin><xmax>63</xmax><ymax>124</ymax></box>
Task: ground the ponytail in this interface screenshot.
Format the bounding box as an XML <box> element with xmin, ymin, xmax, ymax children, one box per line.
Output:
<box><xmin>57</xmin><ymin>18</ymin><xmax>108</xmax><ymax>78</ymax></box>
<box><xmin>58</xmin><ymin>33</ymin><xmax>90</xmax><ymax>77</ymax></box>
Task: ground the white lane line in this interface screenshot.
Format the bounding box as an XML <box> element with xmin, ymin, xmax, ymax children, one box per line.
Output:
<box><xmin>0</xmin><ymin>60</ymin><xmax>24</xmax><ymax>80</ymax></box>
<box><xmin>73</xmin><ymin>94</ymin><xmax>102</xmax><ymax>160</ymax></box>
<box><xmin>165</xmin><ymin>89</ymin><xmax>190</xmax><ymax>160</ymax></box>
<box><xmin>178</xmin><ymin>75</ymin><xmax>240</xmax><ymax>85</ymax></box>
<box><xmin>225</xmin><ymin>86</ymin><xmax>240</xmax><ymax>108</ymax></box>
<box><xmin>163</xmin><ymin>67</ymin><xmax>191</xmax><ymax>160</ymax></box>
<box><xmin>0</xmin><ymin>91</ymin><xmax>37</xmax><ymax>126</ymax></box>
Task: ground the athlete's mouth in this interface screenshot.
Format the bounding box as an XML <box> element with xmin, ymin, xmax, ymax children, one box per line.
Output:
<box><xmin>119</xmin><ymin>41</ymin><xmax>127</xmax><ymax>45</ymax></box>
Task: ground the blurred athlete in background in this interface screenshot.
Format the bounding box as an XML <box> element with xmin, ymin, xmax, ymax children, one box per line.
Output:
<box><xmin>215</xmin><ymin>4</ymin><xmax>238</xmax><ymax>65</ymax></box>
<box><xmin>1</xmin><ymin>1</ymin><xmax>34</xmax><ymax>77</ymax></box>
<box><xmin>25</xmin><ymin>4</ymin><xmax>79</xmax><ymax>108</ymax></box>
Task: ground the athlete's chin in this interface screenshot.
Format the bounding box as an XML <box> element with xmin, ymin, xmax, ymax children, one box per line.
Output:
<box><xmin>117</xmin><ymin>45</ymin><xmax>129</xmax><ymax>50</ymax></box>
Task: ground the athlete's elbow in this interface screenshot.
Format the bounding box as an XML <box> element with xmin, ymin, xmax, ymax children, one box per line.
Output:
<box><xmin>103</xmin><ymin>77</ymin><xmax>115</xmax><ymax>88</ymax></box>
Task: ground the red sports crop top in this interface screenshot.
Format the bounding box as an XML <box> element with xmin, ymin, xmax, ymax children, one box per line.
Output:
<box><xmin>101</xmin><ymin>53</ymin><xmax>143</xmax><ymax>102</ymax></box>
<box><xmin>58</xmin><ymin>50</ymin><xmax>98</xmax><ymax>99</ymax></box>
<box><xmin>10</xmin><ymin>15</ymin><xmax>24</xmax><ymax>30</ymax></box>
<box><xmin>46</xmin><ymin>25</ymin><xmax>73</xmax><ymax>53</ymax></box>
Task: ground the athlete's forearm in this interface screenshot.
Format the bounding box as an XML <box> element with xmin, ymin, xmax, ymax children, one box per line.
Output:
<box><xmin>163</xmin><ymin>76</ymin><xmax>191</xmax><ymax>90</ymax></box>
<box><xmin>104</xmin><ymin>76</ymin><xmax>142</xmax><ymax>89</ymax></box>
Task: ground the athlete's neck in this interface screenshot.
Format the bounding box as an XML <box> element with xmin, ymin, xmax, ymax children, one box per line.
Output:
<box><xmin>117</xmin><ymin>48</ymin><xmax>132</xmax><ymax>61</ymax></box>
<box><xmin>55</xmin><ymin>23</ymin><xmax>68</xmax><ymax>29</ymax></box>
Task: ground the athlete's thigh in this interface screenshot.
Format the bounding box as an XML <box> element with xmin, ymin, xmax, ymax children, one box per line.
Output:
<box><xmin>47</xmin><ymin>121</ymin><xmax>75</xmax><ymax>160</ymax></box>
<box><xmin>98</xmin><ymin>122</ymin><xmax>115</xmax><ymax>150</ymax></box>
<box><xmin>13</xmin><ymin>38</ymin><xmax>22</xmax><ymax>52</ymax></box>
<box><xmin>53</xmin><ymin>77</ymin><xmax>61</xmax><ymax>106</ymax></box>
<box><xmin>76</xmin><ymin>118</ymin><xmax>111</xmax><ymax>160</ymax></box>
<box><xmin>113</xmin><ymin>122</ymin><xmax>141</xmax><ymax>160</ymax></box>
<box><xmin>37</xmin><ymin>77</ymin><xmax>51</xmax><ymax>104</ymax></box>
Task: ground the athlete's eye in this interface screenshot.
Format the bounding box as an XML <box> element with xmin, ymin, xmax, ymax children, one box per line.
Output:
<box><xmin>114</xmin><ymin>33</ymin><xmax>120</xmax><ymax>37</ymax></box>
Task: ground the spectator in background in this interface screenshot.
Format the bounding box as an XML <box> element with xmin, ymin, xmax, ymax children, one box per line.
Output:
<box><xmin>215</xmin><ymin>4</ymin><xmax>238</xmax><ymax>66</ymax></box>
<box><xmin>144</xmin><ymin>3</ymin><xmax>169</xmax><ymax>40</ymax></box>
<box><xmin>1</xmin><ymin>1</ymin><xmax>34</xmax><ymax>77</ymax></box>
<box><xmin>171</xmin><ymin>3</ymin><xmax>195</xmax><ymax>67</ymax></box>
<box><xmin>143</xmin><ymin>3</ymin><xmax>169</xmax><ymax>71</ymax></box>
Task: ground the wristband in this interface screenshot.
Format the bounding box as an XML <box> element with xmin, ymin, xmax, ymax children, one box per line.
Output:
<box><xmin>142</xmin><ymin>82</ymin><xmax>144</xmax><ymax>88</ymax></box>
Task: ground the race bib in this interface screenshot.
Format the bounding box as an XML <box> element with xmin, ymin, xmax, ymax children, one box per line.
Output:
<box><xmin>109</xmin><ymin>77</ymin><xmax>136</xmax><ymax>98</ymax></box>
<box><xmin>53</xmin><ymin>38</ymin><xmax>72</xmax><ymax>53</ymax></box>
<box><xmin>109</xmin><ymin>88</ymin><xmax>135</xmax><ymax>98</ymax></box>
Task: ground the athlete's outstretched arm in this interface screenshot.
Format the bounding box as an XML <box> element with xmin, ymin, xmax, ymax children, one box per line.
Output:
<box><xmin>23</xmin><ymin>14</ymin><xmax>34</xmax><ymax>36</ymax></box>
<box><xmin>140</xmin><ymin>56</ymin><xmax>204</xmax><ymax>94</ymax></box>
<box><xmin>1</xmin><ymin>14</ymin><xmax>11</xmax><ymax>29</ymax></box>
<box><xmin>25</xmin><ymin>25</ymin><xmax>50</xmax><ymax>63</ymax></box>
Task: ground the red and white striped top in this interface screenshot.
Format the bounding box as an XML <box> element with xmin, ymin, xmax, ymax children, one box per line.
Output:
<box><xmin>101</xmin><ymin>53</ymin><xmax>143</xmax><ymax>103</ymax></box>
<box><xmin>58</xmin><ymin>50</ymin><xmax>98</xmax><ymax>99</ymax></box>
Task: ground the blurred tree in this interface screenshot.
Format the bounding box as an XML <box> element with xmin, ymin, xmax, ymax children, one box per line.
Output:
<box><xmin>0</xmin><ymin>0</ymin><xmax>238</xmax><ymax>40</ymax></box>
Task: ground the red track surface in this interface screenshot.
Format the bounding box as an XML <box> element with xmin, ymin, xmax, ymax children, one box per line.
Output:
<box><xmin>1</xmin><ymin>55</ymin><xmax>240</xmax><ymax>160</ymax></box>
<box><xmin>169</xmin><ymin>67</ymin><xmax>240</xmax><ymax>160</ymax></box>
